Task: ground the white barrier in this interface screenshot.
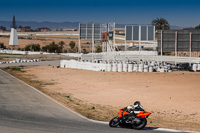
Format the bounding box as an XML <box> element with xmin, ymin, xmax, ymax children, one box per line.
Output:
<box><xmin>149</xmin><ymin>66</ymin><xmax>153</xmax><ymax>72</ymax></box>
<box><xmin>60</xmin><ymin>53</ymin><xmax>82</xmax><ymax>57</ymax></box>
<box><xmin>192</xmin><ymin>64</ymin><xmax>197</xmax><ymax>72</ymax></box>
<box><xmin>198</xmin><ymin>64</ymin><xmax>200</xmax><ymax>70</ymax></box>
<box><xmin>144</xmin><ymin>65</ymin><xmax>148</xmax><ymax>72</ymax></box>
<box><xmin>112</xmin><ymin>64</ymin><xmax>117</xmax><ymax>72</ymax></box>
<box><xmin>60</xmin><ymin>60</ymin><xmax>174</xmax><ymax>73</ymax></box>
<box><xmin>106</xmin><ymin>64</ymin><xmax>112</xmax><ymax>72</ymax></box>
<box><xmin>123</xmin><ymin>63</ymin><xmax>128</xmax><ymax>72</ymax></box>
<box><xmin>0</xmin><ymin>49</ymin><xmax>56</xmax><ymax>55</ymax></box>
<box><xmin>117</xmin><ymin>63</ymin><xmax>123</xmax><ymax>72</ymax></box>
<box><xmin>128</xmin><ymin>64</ymin><xmax>133</xmax><ymax>72</ymax></box>
<box><xmin>60</xmin><ymin>60</ymin><xmax>107</xmax><ymax>71</ymax></box>
<box><xmin>0</xmin><ymin>50</ymin><xmax>26</xmax><ymax>55</ymax></box>
<box><xmin>138</xmin><ymin>64</ymin><xmax>144</xmax><ymax>72</ymax></box>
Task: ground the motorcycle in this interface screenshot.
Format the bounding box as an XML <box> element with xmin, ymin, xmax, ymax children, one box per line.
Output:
<box><xmin>109</xmin><ymin>108</ymin><xmax>151</xmax><ymax>130</ymax></box>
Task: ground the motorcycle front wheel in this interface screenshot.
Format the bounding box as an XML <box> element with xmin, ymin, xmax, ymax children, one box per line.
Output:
<box><xmin>131</xmin><ymin>117</ymin><xmax>147</xmax><ymax>130</ymax></box>
<box><xmin>109</xmin><ymin>117</ymin><xmax>120</xmax><ymax>127</ymax></box>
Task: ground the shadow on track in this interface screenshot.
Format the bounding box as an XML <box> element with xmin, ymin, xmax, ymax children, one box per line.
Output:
<box><xmin>110</xmin><ymin>125</ymin><xmax>159</xmax><ymax>131</ymax></box>
<box><xmin>143</xmin><ymin>127</ymin><xmax>159</xmax><ymax>130</ymax></box>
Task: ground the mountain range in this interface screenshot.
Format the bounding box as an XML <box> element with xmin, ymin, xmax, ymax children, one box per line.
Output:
<box><xmin>0</xmin><ymin>21</ymin><xmax>184</xmax><ymax>30</ymax></box>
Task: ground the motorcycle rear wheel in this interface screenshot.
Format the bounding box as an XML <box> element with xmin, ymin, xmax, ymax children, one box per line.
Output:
<box><xmin>109</xmin><ymin>117</ymin><xmax>120</xmax><ymax>127</ymax></box>
<box><xmin>131</xmin><ymin>117</ymin><xmax>147</xmax><ymax>130</ymax></box>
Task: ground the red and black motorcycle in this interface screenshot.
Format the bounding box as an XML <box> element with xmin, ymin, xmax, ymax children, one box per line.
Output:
<box><xmin>109</xmin><ymin>108</ymin><xmax>151</xmax><ymax>130</ymax></box>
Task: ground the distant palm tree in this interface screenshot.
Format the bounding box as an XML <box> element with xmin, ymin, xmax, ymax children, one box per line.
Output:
<box><xmin>195</xmin><ymin>24</ymin><xmax>200</xmax><ymax>30</ymax></box>
<box><xmin>152</xmin><ymin>17</ymin><xmax>170</xmax><ymax>30</ymax></box>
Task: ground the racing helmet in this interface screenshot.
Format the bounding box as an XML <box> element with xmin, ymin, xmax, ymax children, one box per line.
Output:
<box><xmin>133</xmin><ymin>101</ymin><xmax>141</xmax><ymax>107</ymax></box>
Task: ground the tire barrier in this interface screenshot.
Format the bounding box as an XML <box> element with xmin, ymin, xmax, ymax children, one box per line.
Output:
<box><xmin>192</xmin><ymin>63</ymin><xmax>200</xmax><ymax>72</ymax></box>
<box><xmin>0</xmin><ymin>58</ymin><xmax>39</xmax><ymax>64</ymax></box>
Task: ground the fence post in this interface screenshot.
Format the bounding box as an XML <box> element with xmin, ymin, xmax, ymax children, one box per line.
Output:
<box><xmin>175</xmin><ymin>31</ymin><xmax>177</xmax><ymax>65</ymax></box>
<box><xmin>161</xmin><ymin>30</ymin><xmax>163</xmax><ymax>63</ymax></box>
<box><xmin>78</xmin><ymin>23</ymin><xmax>81</xmax><ymax>61</ymax></box>
<box><xmin>189</xmin><ymin>32</ymin><xmax>192</xmax><ymax>66</ymax></box>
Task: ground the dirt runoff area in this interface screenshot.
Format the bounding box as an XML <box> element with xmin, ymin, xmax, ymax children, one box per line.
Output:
<box><xmin>4</xmin><ymin>66</ymin><xmax>200</xmax><ymax>131</ymax></box>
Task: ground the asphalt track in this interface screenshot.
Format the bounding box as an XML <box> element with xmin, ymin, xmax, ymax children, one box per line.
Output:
<box><xmin>0</xmin><ymin>70</ymin><xmax>176</xmax><ymax>133</ymax></box>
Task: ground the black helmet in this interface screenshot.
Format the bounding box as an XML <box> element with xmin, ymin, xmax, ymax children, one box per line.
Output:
<box><xmin>134</xmin><ymin>101</ymin><xmax>141</xmax><ymax>106</ymax></box>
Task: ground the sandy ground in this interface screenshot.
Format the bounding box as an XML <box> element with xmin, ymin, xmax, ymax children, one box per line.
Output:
<box><xmin>13</xmin><ymin>66</ymin><xmax>200</xmax><ymax>131</ymax></box>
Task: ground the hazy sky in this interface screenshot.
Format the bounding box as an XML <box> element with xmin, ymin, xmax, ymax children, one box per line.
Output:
<box><xmin>0</xmin><ymin>0</ymin><xmax>200</xmax><ymax>27</ymax></box>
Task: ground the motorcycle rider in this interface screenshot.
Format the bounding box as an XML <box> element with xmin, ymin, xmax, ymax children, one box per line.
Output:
<box><xmin>123</xmin><ymin>101</ymin><xmax>144</xmax><ymax>112</ymax></box>
<box><xmin>122</xmin><ymin>101</ymin><xmax>144</xmax><ymax>123</ymax></box>
<box><xmin>109</xmin><ymin>101</ymin><xmax>151</xmax><ymax>129</ymax></box>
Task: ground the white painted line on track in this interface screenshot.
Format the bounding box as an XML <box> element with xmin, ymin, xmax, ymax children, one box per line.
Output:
<box><xmin>1</xmin><ymin>69</ymin><xmax>199</xmax><ymax>133</ymax></box>
<box><xmin>154</xmin><ymin>128</ymin><xmax>199</xmax><ymax>133</ymax></box>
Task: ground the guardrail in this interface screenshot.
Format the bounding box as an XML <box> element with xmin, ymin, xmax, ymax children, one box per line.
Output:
<box><xmin>60</xmin><ymin>53</ymin><xmax>82</xmax><ymax>57</ymax></box>
<box><xmin>81</xmin><ymin>53</ymin><xmax>200</xmax><ymax>64</ymax></box>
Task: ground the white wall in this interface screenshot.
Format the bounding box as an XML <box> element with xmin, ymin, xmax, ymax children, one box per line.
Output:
<box><xmin>60</xmin><ymin>60</ymin><xmax>108</xmax><ymax>71</ymax></box>
<box><xmin>0</xmin><ymin>49</ymin><xmax>56</xmax><ymax>55</ymax></box>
